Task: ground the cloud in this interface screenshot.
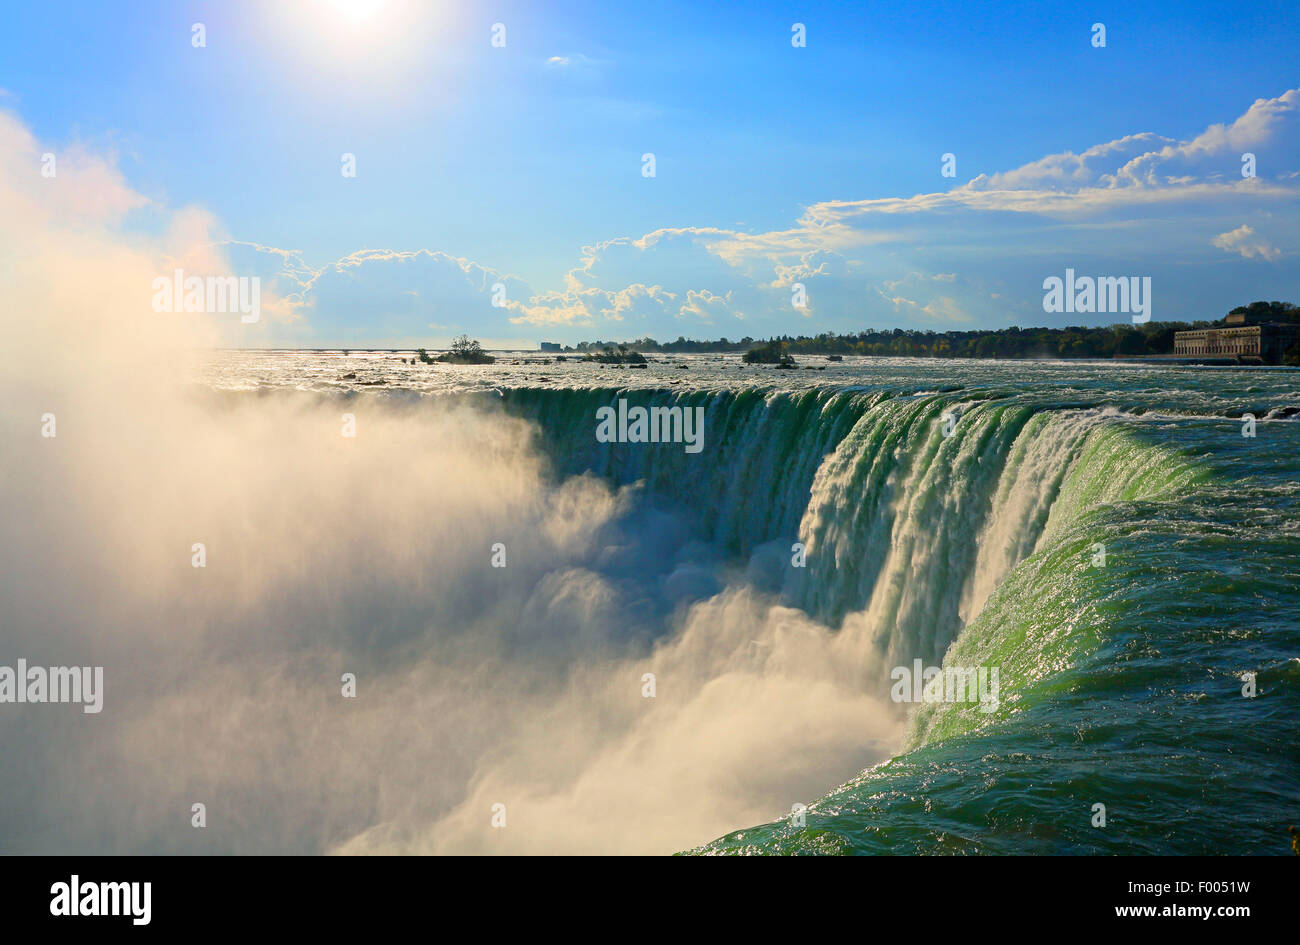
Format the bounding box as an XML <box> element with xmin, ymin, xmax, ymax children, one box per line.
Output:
<box><xmin>206</xmin><ymin>244</ymin><xmax>531</xmax><ymax>345</ymax></box>
<box><xmin>677</xmin><ymin>288</ymin><xmax>735</xmax><ymax>323</ymax></box>
<box><xmin>793</xmin><ymin>87</ymin><xmax>1300</xmax><ymax>228</ymax></box>
<box><xmin>876</xmin><ymin>289</ymin><xmax>973</xmax><ymax>324</ymax></box>
<box><xmin>1212</xmin><ymin>224</ymin><xmax>1281</xmax><ymax>261</ymax></box>
<box><xmin>547</xmin><ymin>53</ymin><xmax>607</xmax><ymax>66</ymax></box>
<box><xmin>56</xmin><ymin>85</ymin><xmax>1296</xmax><ymax>346</ymax></box>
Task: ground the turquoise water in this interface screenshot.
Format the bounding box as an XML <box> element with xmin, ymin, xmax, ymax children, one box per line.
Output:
<box><xmin>202</xmin><ymin>353</ymin><xmax>1300</xmax><ymax>854</ymax></box>
<box><xmin>696</xmin><ymin>414</ymin><xmax>1300</xmax><ymax>854</ymax></box>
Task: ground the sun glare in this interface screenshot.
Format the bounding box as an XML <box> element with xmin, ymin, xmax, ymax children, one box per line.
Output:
<box><xmin>328</xmin><ymin>0</ymin><xmax>387</xmax><ymax>23</ymax></box>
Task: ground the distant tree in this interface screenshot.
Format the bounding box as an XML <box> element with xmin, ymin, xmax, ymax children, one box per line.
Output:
<box><xmin>1228</xmin><ymin>300</ymin><xmax>1299</xmax><ymax>324</ymax></box>
<box><xmin>438</xmin><ymin>335</ymin><xmax>494</xmax><ymax>364</ymax></box>
<box><xmin>451</xmin><ymin>335</ymin><xmax>483</xmax><ymax>359</ymax></box>
<box><xmin>742</xmin><ymin>340</ymin><xmax>795</xmax><ymax>365</ymax></box>
<box><xmin>1114</xmin><ymin>328</ymin><xmax>1147</xmax><ymax>356</ymax></box>
<box><xmin>584</xmin><ymin>344</ymin><xmax>645</xmax><ymax>364</ymax></box>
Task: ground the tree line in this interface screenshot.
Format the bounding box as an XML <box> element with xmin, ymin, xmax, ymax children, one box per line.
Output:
<box><xmin>564</xmin><ymin>301</ymin><xmax>1298</xmax><ymax>361</ymax></box>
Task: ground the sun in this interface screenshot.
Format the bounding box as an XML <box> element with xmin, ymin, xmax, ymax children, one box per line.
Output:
<box><xmin>266</xmin><ymin>0</ymin><xmax>429</xmax><ymax>73</ymax></box>
<box><xmin>327</xmin><ymin>0</ymin><xmax>388</xmax><ymax>23</ymax></box>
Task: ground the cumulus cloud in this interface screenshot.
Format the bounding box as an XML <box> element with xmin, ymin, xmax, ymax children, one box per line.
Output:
<box><xmin>1212</xmin><ymin>224</ymin><xmax>1282</xmax><ymax>261</ymax></box>
<box><xmin>677</xmin><ymin>288</ymin><xmax>735</xmax><ymax>323</ymax></box>
<box><xmin>345</xmin><ymin>87</ymin><xmax>1300</xmax><ymax>337</ymax></box>
<box><xmin>52</xmin><ymin>86</ymin><xmax>1295</xmax><ymax>346</ymax></box>
<box><xmin>796</xmin><ymin>87</ymin><xmax>1300</xmax><ymax>228</ymax></box>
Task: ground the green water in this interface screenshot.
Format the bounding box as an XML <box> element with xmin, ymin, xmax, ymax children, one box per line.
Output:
<box><xmin>488</xmin><ymin>364</ymin><xmax>1300</xmax><ymax>855</ymax></box>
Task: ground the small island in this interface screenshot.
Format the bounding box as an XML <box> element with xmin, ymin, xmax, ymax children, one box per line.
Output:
<box><xmin>418</xmin><ymin>335</ymin><xmax>495</xmax><ymax>365</ymax></box>
<box><xmin>583</xmin><ymin>343</ymin><xmax>647</xmax><ymax>365</ymax></box>
<box><xmin>741</xmin><ymin>339</ymin><xmax>796</xmax><ymax>368</ymax></box>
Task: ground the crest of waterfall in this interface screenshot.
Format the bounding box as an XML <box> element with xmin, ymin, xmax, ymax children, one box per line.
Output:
<box><xmin>504</xmin><ymin>386</ymin><xmax>1201</xmax><ymax>680</ymax></box>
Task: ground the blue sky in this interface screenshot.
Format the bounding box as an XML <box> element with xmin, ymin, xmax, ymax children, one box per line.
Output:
<box><xmin>3</xmin><ymin>0</ymin><xmax>1299</xmax><ymax>346</ymax></box>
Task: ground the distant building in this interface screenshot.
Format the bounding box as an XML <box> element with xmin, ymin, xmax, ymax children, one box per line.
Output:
<box><xmin>539</xmin><ymin>342</ymin><xmax>562</xmax><ymax>352</ymax></box>
<box><xmin>1174</xmin><ymin>312</ymin><xmax>1299</xmax><ymax>363</ymax></box>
